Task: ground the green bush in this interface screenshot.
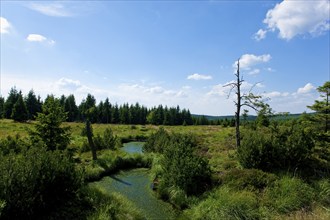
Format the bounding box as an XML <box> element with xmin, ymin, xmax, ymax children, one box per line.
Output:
<box><xmin>238</xmin><ymin>123</ymin><xmax>315</xmax><ymax>172</ymax></box>
<box><xmin>0</xmin><ymin>146</ymin><xmax>84</xmax><ymax>219</ymax></box>
<box><xmin>81</xmin><ymin>127</ymin><xmax>120</xmax><ymax>152</ymax></box>
<box><xmin>262</xmin><ymin>176</ymin><xmax>315</xmax><ymax>214</ymax></box>
<box><xmin>0</xmin><ymin>134</ymin><xmax>28</xmax><ymax>156</ymax></box>
<box><xmin>185</xmin><ymin>186</ymin><xmax>260</xmax><ymax>220</ymax></box>
<box><xmin>221</xmin><ymin>168</ymin><xmax>278</xmax><ymax>191</ymax></box>
<box><xmin>143</xmin><ymin>127</ymin><xmax>170</xmax><ymax>153</ymax></box>
<box><xmin>160</xmin><ymin>134</ymin><xmax>211</xmax><ymax>196</ymax></box>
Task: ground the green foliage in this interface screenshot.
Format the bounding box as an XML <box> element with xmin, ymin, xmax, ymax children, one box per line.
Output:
<box><xmin>238</xmin><ymin>122</ymin><xmax>315</xmax><ymax>171</ymax></box>
<box><xmin>4</xmin><ymin>87</ymin><xmax>19</xmax><ymax>119</ymax></box>
<box><xmin>83</xmin><ymin>151</ymin><xmax>152</xmax><ymax>181</ymax></box>
<box><xmin>64</xmin><ymin>94</ymin><xmax>79</xmax><ymax>122</ymax></box>
<box><xmin>11</xmin><ymin>93</ymin><xmax>28</xmax><ymax>122</ymax></box>
<box><xmin>262</xmin><ymin>176</ymin><xmax>315</xmax><ymax>214</ymax></box>
<box><xmin>84</xmin><ymin>186</ymin><xmax>143</xmax><ymax>220</ymax></box>
<box><xmin>0</xmin><ymin>146</ymin><xmax>84</xmax><ymax>219</ymax></box>
<box><xmin>221</xmin><ymin>168</ymin><xmax>278</xmax><ymax>191</ymax></box>
<box><xmin>25</xmin><ymin>90</ymin><xmax>42</xmax><ymax>120</ymax></box>
<box><xmin>0</xmin><ymin>97</ymin><xmax>5</xmax><ymax>119</ymax></box>
<box><xmin>0</xmin><ymin>134</ymin><xmax>28</xmax><ymax>155</ymax></box>
<box><xmin>143</xmin><ymin>127</ymin><xmax>171</xmax><ymax>153</ymax></box>
<box><xmin>315</xmin><ymin>179</ymin><xmax>330</xmax><ymax>206</ymax></box>
<box><xmin>185</xmin><ymin>186</ymin><xmax>259</xmax><ymax>220</ymax></box>
<box><xmin>30</xmin><ymin>95</ymin><xmax>71</xmax><ymax>151</ymax></box>
<box><xmin>81</xmin><ymin>127</ymin><xmax>121</xmax><ymax>152</ymax></box>
<box><xmin>256</xmin><ymin>104</ymin><xmax>272</xmax><ymax>127</ymax></box>
<box><xmin>307</xmin><ymin>81</ymin><xmax>330</xmax><ymax>133</ymax></box>
<box><xmin>160</xmin><ymin>133</ymin><xmax>211</xmax><ymax>196</ymax></box>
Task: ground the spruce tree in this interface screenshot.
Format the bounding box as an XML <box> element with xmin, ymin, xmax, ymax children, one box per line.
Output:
<box><xmin>31</xmin><ymin>95</ymin><xmax>70</xmax><ymax>151</ymax></box>
<box><xmin>0</xmin><ymin>96</ymin><xmax>4</xmax><ymax>118</ymax></box>
<box><xmin>4</xmin><ymin>87</ymin><xmax>19</xmax><ymax>118</ymax></box>
<box><xmin>308</xmin><ymin>81</ymin><xmax>330</xmax><ymax>133</ymax></box>
<box><xmin>25</xmin><ymin>89</ymin><xmax>42</xmax><ymax>120</ymax></box>
<box><xmin>11</xmin><ymin>93</ymin><xmax>28</xmax><ymax>122</ymax></box>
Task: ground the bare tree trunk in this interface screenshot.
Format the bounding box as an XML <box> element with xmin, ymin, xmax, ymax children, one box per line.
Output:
<box><xmin>235</xmin><ymin>60</ymin><xmax>241</xmax><ymax>148</ymax></box>
<box><xmin>326</xmin><ymin>87</ymin><xmax>329</xmax><ymax>133</ymax></box>
<box><xmin>86</xmin><ymin>119</ymin><xmax>97</xmax><ymax>160</ymax></box>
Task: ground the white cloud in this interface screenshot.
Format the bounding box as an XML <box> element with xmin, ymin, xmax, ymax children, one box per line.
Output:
<box><xmin>262</xmin><ymin>0</ymin><xmax>330</xmax><ymax>40</ymax></box>
<box><xmin>234</xmin><ymin>54</ymin><xmax>271</xmax><ymax>70</ymax></box>
<box><xmin>248</xmin><ymin>69</ymin><xmax>260</xmax><ymax>75</ymax></box>
<box><xmin>26</xmin><ymin>34</ymin><xmax>55</xmax><ymax>45</ymax></box>
<box><xmin>28</xmin><ymin>3</ymin><xmax>73</xmax><ymax>17</ymax></box>
<box><xmin>264</xmin><ymin>91</ymin><xmax>288</xmax><ymax>98</ymax></box>
<box><xmin>297</xmin><ymin>83</ymin><xmax>314</xmax><ymax>94</ymax></box>
<box><xmin>187</xmin><ymin>73</ymin><xmax>212</xmax><ymax>80</ymax></box>
<box><xmin>145</xmin><ymin>86</ymin><xmax>164</xmax><ymax>94</ymax></box>
<box><xmin>0</xmin><ymin>17</ymin><xmax>11</xmax><ymax>34</ymax></box>
<box><xmin>254</xmin><ymin>29</ymin><xmax>267</xmax><ymax>41</ymax></box>
<box><xmin>55</xmin><ymin>78</ymin><xmax>82</xmax><ymax>91</ymax></box>
<box><xmin>27</xmin><ymin>34</ymin><xmax>47</xmax><ymax>42</ymax></box>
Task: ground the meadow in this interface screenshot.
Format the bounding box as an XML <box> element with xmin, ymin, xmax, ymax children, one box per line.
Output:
<box><xmin>0</xmin><ymin>118</ymin><xmax>329</xmax><ymax>219</ymax></box>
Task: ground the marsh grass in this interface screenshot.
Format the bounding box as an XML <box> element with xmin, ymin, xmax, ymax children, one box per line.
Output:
<box><xmin>262</xmin><ymin>176</ymin><xmax>315</xmax><ymax>214</ymax></box>
<box><xmin>185</xmin><ymin>186</ymin><xmax>260</xmax><ymax>220</ymax></box>
<box><xmin>81</xmin><ymin>149</ymin><xmax>153</xmax><ymax>181</ymax></box>
<box><xmin>85</xmin><ymin>185</ymin><xmax>143</xmax><ymax>220</ymax></box>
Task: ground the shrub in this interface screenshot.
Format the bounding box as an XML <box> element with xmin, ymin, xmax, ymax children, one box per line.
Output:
<box><xmin>238</xmin><ymin>122</ymin><xmax>315</xmax><ymax>172</ymax></box>
<box><xmin>0</xmin><ymin>146</ymin><xmax>84</xmax><ymax>219</ymax></box>
<box><xmin>221</xmin><ymin>168</ymin><xmax>278</xmax><ymax>191</ymax></box>
<box><xmin>262</xmin><ymin>176</ymin><xmax>315</xmax><ymax>214</ymax></box>
<box><xmin>143</xmin><ymin>127</ymin><xmax>170</xmax><ymax>153</ymax></box>
<box><xmin>160</xmin><ymin>134</ymin><xmax>211</xmax><ymax>196</ymax></box>
<box><xmin>81</xmin><ymin>127</ymin><xmax>120</xmax><ymax>152</ymax></box>
<box><xmin>0</xmin><ymin>134</ymin><xmax>28</xmax><ymax>156</ymax></box>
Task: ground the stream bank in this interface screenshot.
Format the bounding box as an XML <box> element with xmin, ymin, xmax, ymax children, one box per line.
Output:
<box><xmin>90</xmin><ymin>142</ymin><xmax>177</xmax><ymax>220</ymax></box>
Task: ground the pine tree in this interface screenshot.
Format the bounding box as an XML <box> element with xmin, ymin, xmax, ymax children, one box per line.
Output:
<box><xmin>11</xmin><ymin>93</ymin><xmax>28</xmax><ymax>122</ymax></box>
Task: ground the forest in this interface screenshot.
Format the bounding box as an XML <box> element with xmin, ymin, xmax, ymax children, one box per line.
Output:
<box><xmin>0</xmin><ymin>81</ymin><xmax>329</xmax><ymax>220</ymax></box>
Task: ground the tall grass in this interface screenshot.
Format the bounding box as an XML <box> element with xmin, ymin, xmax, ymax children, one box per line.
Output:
<box><xmin>262</xmin><ymin>176</ymin><xmax>315</xmax><ymax>214</ymax></box>
<box><xmin>185</xmin><ymin>186</ymin><xmax>259</xmax><ymax>220</ymax></box>
<box><xmin>83</xmin><ymin>185</ymin><xmax>143</xmax><ymax>220</ymax></box>
<box><xmin>82</xmin><ymin>150</ymin><xmax>153</xmax><ymax>182</ymax></box>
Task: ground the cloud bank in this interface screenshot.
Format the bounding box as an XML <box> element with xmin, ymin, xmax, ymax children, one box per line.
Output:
<box><xmin>255</xmin><ymin>0</ymin><xmax>330</xmax><ymax>40</ymax></box>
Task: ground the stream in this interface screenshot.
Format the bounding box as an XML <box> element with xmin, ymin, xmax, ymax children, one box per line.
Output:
<box><xmin>91</xmin><ymin>142</ymin><xmax>177</xmax><ymax>220</ymax></box>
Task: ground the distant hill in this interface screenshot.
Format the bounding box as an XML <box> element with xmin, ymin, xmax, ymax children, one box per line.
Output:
<box><xmin>192</xmin><ymin>113</ymin><xmax>304</xmax><ymax>121</ymax></box>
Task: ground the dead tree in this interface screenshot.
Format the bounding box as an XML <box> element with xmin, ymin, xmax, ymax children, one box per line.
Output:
<box><xmin>224</xmin><ymin>59</ymin><xmax>265</xmax><ymax>148</ymax></box>
<box><xmin>85</xmin><ymin>119</ymin><xmax>97</xmax><ymax>160</ymax></box>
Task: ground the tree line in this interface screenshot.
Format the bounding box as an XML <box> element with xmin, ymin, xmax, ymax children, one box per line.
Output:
<box><xmin>0</xmin><ymin>87</ymin><xmax>197</xmax><ymax>125</ymax></box>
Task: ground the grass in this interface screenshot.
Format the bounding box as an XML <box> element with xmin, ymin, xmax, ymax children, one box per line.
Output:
<box><xmin>0</xmin><ymin>119</ymin><xmax>233</xmax><ymax>173</ymax></box>
<box><xmin>2</xmin><ymin>119</ymin><xmax>329</xmax><ymax>219</ymax></box>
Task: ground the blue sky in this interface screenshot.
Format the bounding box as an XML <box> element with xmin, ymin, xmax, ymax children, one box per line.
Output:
<box><xmin>1</xmin><ymin>1</ymin><xmax>329</xmax><ymax>115</ymax></box>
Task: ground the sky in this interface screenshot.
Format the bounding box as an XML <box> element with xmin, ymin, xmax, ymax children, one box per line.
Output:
<box><xmin>1</xmin><ymin>0</ymin><xmax>329</xmax><ymax>116</ymax></box>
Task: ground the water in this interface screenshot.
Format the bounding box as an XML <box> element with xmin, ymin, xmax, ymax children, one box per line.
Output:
<box><xmin>93</xmin><ymin>169</ymin><xmax>176</xmax><ymax>220</ymax></box>
<box><xmin>94</xmin><ymin>142</ymin><xmax>177</xmax><ymax>220</ymax></box>
<box><xmin>121</xmin><ymin>141</ymin><xmax>144</xmax><ymax>154</ymax></box>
